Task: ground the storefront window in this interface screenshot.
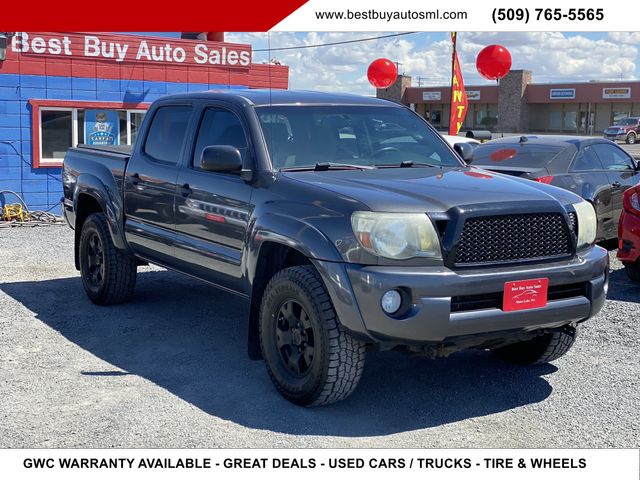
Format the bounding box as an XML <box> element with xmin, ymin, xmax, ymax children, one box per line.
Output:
<box><xmin>41</xmin><ymin>110</ymin><xmax>73</xmax><ymax>160</ymax></box>
<box><xmin>564</xmin><ymin>111</ymin><xmax>577</xmax><ymax>130</ymax></box>
<box><xmin>129</xmin><ymin>112</ymin><xmax>147</xmax><ymax>145</ymax></box>
<box><xmin>36</xmin><ymin>103</ymin><xmax>149</xmax><ymax>167</ymax></box>
<box><xmin>613</xmin><ymin>111</ymin><xmax>630</xmax><ymax>124</ymax></box>
<box><xmin>549</xmin><ymin>111</ymin><xmax>562</xmax><ymax>130</ymax></box>
<box><xmin>119</xmin><ymin>111</ymin><xmax>128</xmax><ymax>145</ymax></box>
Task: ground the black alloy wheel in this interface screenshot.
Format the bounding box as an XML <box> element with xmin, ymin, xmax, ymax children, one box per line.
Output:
<box><xmin>259</xmin><ymin>265</ymin><xmax>366</xmax><ymax>406</ymax></box>
<box><xmin>79</xmin><ymin>213</ymin><xmax>137</xmax><ymax>305</ymax></box>
<box><xmin>275</xmin><ymin>299</ymin><xmax>315</xmax><ymax>376</ymax></box>
<box><xmin>85</xmin><ymin>232</ymin><xmax>105</xmax><ymax>289</ymax></box>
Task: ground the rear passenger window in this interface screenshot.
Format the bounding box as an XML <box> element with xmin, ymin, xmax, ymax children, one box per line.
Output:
<box><xmin>144</xmin><ymin>106</ymin><xmax>193</xmax><ymax>163</ymax></box>
<box><xmin>573</xmin><ymin>147</ymin><xmax>603</xmax><ymax>171</ymax></box>
<box><xmin>193</xmin><ymin>108</ymin><xmax>247</xmax><ymax>168</ymax></box>
<box><xmin>592</xmin><ymin>144</ymin><xmax>636</xmax><ymax>171</ymax></box>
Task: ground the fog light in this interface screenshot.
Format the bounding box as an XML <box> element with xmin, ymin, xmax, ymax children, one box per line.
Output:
<box><xmin>381</xmin><ymin>289</ymin><xmax>402</xmax><ymax>314</ymax></box>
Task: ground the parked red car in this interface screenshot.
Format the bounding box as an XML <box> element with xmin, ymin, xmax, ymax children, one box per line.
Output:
<box><xmin>617</xmin><ymin>184</ymin><xmax>640</xmax><ymax>280</ymax></box>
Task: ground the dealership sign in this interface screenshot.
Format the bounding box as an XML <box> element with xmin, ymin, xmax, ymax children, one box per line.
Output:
<box><xmin>422</xmin><ymin>91</ymin><xmax>442</xmax><ymax>101</ymax></box>
<box><xmin>466</xmin><ymin>90</ymin><xmax>481</xmax><ymax>101</ymax></box>
<box><xmin>603</xmin><ymin>87</ymin><xmax>631</xmax><ymax>99</ymax></box>
<box><xmin>10</xmin><ymin>32</ymin><xmax>252</xmax><ymax>67</ymax></box>
<box><xmin>550</xmin><ymin>88</ymin><xmax>576</xmax><ymax>100</ymax></box>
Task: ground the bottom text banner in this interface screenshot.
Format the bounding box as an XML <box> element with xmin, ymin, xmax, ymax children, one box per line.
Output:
<box><xmin>4</xmin><ymin>448</ymin><xmax>639</xmax><ymax>479</ymax></box>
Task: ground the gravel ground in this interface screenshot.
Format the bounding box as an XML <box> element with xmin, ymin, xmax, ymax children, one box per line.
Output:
<box><xmin>0</xmin><ymin>225</ymin><xmax>638</xmax><ymax>448</ymax></box>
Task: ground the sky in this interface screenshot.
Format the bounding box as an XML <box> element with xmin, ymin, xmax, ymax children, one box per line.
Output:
<box><xmin>135</xmin><ymin>32</ymin><xmax>640</xmax><ymax>94</ymax></box>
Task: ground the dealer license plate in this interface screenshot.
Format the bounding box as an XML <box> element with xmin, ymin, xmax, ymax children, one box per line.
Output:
<box><xmin>503</xmin><ymin>278</ymin><xmax>549</xmax><ymax>312</ymax></box>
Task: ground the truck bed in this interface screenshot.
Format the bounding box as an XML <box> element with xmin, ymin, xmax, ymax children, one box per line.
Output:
<box><xmin>63</xmin><ymin>144</ymin><xmax>133</xmax><ymax>220</ymax></box>
<box><xmin>74</xmin><ymin>144</ymin><xmax>133</xmax><ymax>158</ymax></box>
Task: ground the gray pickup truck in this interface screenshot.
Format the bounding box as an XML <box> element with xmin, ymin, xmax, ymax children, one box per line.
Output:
<box><xmin>62</xmin><ymin>90</ymin><xmax>608</xmax><ymax>406</ymax></box>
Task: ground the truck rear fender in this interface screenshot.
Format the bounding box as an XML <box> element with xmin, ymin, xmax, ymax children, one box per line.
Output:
<box><xmin>72</xmin><ymin>173</ymin><xmax>128</xmax><ymax>269</ymax></box>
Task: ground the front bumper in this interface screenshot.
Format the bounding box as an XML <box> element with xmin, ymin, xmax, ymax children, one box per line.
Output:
<box><xmin>314</xmin><ymin>245</ymin><xmax>609</xmax><ymax>344</ymax></box>
<box><xmin>604</xmin><ymin>132</ymin><xmax>627</xmax><ymax>141</ymax></box>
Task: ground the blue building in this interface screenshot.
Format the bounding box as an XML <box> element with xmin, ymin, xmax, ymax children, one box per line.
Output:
<box><xmin>0</xmin><ymin>32</ymin><xmax>288</xmax><ymax>214</ymax></box>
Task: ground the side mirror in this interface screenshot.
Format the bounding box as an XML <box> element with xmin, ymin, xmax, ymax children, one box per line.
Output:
<box><xmin>454</xmin><ymin>142</ymin><xmax>475</xmax><ymax>163</ymax></box>
<box><xmin>200</xmin><ymin>145</ymin><xmax>243</xmax><ymax>173</ymax></box>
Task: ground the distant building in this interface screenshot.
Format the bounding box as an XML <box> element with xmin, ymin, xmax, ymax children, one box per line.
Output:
<box><xmin>378</xmin><ymin>70</ymin><xmax>640</xmax><ymax>135</ymax></box>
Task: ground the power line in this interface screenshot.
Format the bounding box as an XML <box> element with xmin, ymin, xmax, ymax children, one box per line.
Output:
<box><xmin>253</xmin><ymin>32</ymin><xmax>418</xmax><ymax>52</ymax></box>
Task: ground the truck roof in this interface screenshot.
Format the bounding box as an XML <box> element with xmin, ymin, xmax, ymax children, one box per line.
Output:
<box><xmin>160</xmin><ymin>89</ymin><xmax>401</xmax><ymax>107</ymax></box>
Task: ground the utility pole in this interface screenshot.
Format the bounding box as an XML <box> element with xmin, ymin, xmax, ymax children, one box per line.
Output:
<box><xmin>394</xmin><ymin>62</ymin><xmax>404</xmax><ymax>75</ymax></box>
<box><xmin>416</xmin><ymin>76</ymin><xmax>426</xmax><ymax>87</ymax></box>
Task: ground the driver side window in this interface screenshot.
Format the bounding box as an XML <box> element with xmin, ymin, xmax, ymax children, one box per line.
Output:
<box><xmin>192</xmin><ymin>107</ymin><xmax>247</xmax><ymax>169</ymax></box>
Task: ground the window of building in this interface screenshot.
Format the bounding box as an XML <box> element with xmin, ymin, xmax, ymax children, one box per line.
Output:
<box><xmin>430</xmin><ymin>110</ymin><xmax>442</xmax><ymax>125</ymax></box>
<box><xmin>144</xmin><ymin>106</ymin><xmax>193</xmax><ymax>164</ymax></box>
<box><xmin>40</xmin><ymin>109</ymin><xmax>73</xmax><ymax>161</ymax></box>
<box><xmin>30</xmin><ymin>100</ymin><xmax>150</xmax><ymax>168</ymax></box>
<box><xmin>612</xmin><ymin>111</ymin><xmax>630</xmax><ymax>125</ymax></box>
<box><xmin>549</xmin><ymin>111</ymin><xmax>562</xmax><ymax>130</ymax></box>
<box><xmin>564</xmin><ymin>111</ymin><xmax>577</xmax><ymax>130</ymax></box>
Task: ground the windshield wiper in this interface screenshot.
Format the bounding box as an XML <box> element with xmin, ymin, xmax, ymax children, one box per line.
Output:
<box><xmin>376</xmin><ymin>160</ymin><xmax>442</xmax><ymax>168</ymax></box>
<box><xmin>280</xmin><ymin>162</ymin><xmax>376</xmax><ymax>172</ymax></box>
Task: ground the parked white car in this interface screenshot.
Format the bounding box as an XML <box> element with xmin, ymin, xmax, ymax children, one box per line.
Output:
<box><xmin>441</xmin><ymin>134</ymin><xmax>481</xmax><ymax>147</ymax></box>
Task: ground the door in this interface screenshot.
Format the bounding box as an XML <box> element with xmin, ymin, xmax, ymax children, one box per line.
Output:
<box><xmin>124</xmin><ymin>104</ymin><xmax>193</xmax><ymax>264</ymax></box>
<box><xmin>592</xmin><ymin>143</ymin><xmax>640</xmax><ymax>230</ymax></box>
<box><xmin>569</xmin><ymin>145</ymin><xmax>614</xmax><ymax>241</ymax></box>
<box><xmin>173</xmin><ymin>106</ymin><xmax>253</xmax><ymax>293</ymax></box>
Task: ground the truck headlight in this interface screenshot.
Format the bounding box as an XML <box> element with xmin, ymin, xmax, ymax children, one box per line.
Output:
<box><xmin>573</xmin><ymin>200</ymin><xmax>597</xmax><ymax>249</ymax></box>
<box><xmin>351</xmin><ymin>212</ymin><xmax>442</xmax><ymax>260</ymax></box>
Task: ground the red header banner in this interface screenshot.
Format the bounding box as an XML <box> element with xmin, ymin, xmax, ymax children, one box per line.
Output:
<box><xmin>0</xmin><ymin>0</ymin><xmax>308</xmax><ymax>31</ymax></box>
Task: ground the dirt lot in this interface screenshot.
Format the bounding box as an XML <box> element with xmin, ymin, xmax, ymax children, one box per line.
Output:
<box><xmin>0</xmin><ymin>226</ymin><xmax>638</xmax><ymax>448</ymax></box>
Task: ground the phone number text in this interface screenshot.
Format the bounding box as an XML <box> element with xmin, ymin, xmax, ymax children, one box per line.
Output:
<box><xmin>492</xmin><ymin>8</ymin><xmax>604</xmax><ymax>24</ymax></box>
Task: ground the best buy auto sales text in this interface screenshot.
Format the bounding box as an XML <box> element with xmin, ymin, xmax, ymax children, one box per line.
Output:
<box><xmin>11</xmin><ymin>33</ymin><xmax>251</xmax><ymax>66</ymax></box>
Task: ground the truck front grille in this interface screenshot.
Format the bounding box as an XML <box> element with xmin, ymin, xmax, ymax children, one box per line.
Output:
<box><xmin>453</xmin><ymin>213</ymin><xmax>573</xmax><ymax>266</ymax></box>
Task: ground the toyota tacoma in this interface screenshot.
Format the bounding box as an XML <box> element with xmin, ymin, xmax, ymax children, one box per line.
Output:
<box><xmin>62</xmin><ymin>90</ymin><xmax>609</xmax><ymax>406</ymax></box>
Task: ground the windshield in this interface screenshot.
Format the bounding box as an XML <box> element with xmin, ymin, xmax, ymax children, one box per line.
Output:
<box><xmin>616</xmin><ymin>118</ymin><xmax>638</xmax><ymax>126</ymax></box>
<box><xmin>472</xmin><ymin>144</ymin><xmax>569</xmax><ymax>168</ymax></box>
<box><xmin>256</xmin><ymin>105</ymin><xmax>463</xmax><ymax>170</ymax></box>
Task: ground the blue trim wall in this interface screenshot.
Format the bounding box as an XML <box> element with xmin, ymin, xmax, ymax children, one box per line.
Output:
<box><xmin>0</xmin><ymin>73</ymin><xmax>246</xmax><ymax>215</ymax></box>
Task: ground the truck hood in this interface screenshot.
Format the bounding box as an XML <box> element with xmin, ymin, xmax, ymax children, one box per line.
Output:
<box><xmin>282</xmin><ymin>166</ymin><xmax>579</xmax><ymax>213</ymax></box>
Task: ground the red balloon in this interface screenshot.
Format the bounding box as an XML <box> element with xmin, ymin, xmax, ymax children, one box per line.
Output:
<box><xmin>367</xmin><ymin>58</ymin><xmax>397</xmax><ymax>89</ymax></box>
<box><xmin>476</xmin><ymin>45</ymin><xmax>512</xmax><ymax>81</ymax></box>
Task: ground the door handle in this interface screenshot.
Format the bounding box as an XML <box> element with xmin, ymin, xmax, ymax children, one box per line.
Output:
<box><xmin>129</xmin><ymin>172</ymin><xmax>146</xmax><ymax>190</ymax></box>
<box><xmin>612</xmin><ymin>181</ymin><xmax>622</xmax><ymax>188</ymax></box>
<box><xmin>178</xmin><ymin>183</ymin><xmax>192</xmax><ymax>197</ymax></box>
<box><xmin>129</xmin><ymin>172</ymin><xmax>140</xmax><ymax>185</ymax></box>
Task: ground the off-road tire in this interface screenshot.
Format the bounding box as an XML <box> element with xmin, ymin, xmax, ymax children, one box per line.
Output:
<box><xmin>627</xmin><ymin>132</ymin><xmax>637</xmax><ymax>144</ymax></box>
<box><xmin>79</xmin><ymin>213</ymin><xmax>137</xmax><ymax>305</ymax></box>
<box><xmin>624</xmin><ymin>261</ymin><xmax>640</xmax><ymax>282</ymax></box>
<box><xmin>259</xmin><ymin>265</ymin><xmax>366</xmax><ymax>406</ymax></box>
<box><xmin>491</xmin><ymin>325</ymin><xmax>577</xmax><ymax>365</ymax></box>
